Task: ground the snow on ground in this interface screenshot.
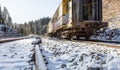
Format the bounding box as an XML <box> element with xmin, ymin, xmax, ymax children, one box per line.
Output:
<box><xmin>41</xmin><ymin>37</ymin><xmax>120</xmax><ymax>70</ymax></box>
<box><xmin>90</xmin><ymin>28</ymin><xmax>120</xmax><ymax>42</ymax></box>
<box><xmin>0</xmin><ymin>38</ymin><xmax>36</xmax><ymax>70</ymax></box>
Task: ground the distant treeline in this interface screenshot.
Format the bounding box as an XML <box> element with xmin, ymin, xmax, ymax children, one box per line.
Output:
<box><xmin>13</xmin><ymin>17</ymin><xmax>50</xmax><ymax>35</ymax></box>
<box><xmin>1</xmin><ymin>5</ymin><xmax>51</xmax><ymax>35</ymax></box>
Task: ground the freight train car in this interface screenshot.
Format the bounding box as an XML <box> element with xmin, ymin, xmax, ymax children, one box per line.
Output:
<box><xmin>47</xmin><ymin>0</ymin><xmax>108</xmax><ymax>40</ymax></box>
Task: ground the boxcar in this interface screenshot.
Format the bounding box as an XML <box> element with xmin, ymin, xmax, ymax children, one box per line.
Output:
<box><xmin>47</xmin><ymin>0</ymin><xmax>108</xmax><ymax>40</ymax></box>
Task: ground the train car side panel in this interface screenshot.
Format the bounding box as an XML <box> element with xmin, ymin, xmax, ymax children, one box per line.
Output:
<box><xmin>47</xmin><ymin>20</ymin><xmax>53</xmax><ymax>34</ymax></box>
<box><xmin>53</xmin><ymin>3</ymin><xmax>63</xmax><ymax>32</ymax></box>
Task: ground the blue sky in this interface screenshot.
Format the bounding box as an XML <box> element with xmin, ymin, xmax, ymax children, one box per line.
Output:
<box><xmin>0</xmin><ymin>0</ymin><xmax>61</xmax><ymax>23</ymax></box>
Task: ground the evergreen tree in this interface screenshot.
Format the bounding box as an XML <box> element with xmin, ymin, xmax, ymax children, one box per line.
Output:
<box><xmin>15</xmin><ymin>17</ymin><xmax>50</xmax><ymax>35</ymax></box>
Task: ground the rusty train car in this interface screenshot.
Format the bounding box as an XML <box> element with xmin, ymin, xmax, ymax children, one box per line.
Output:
<box><xmin>47</xmin><ymin>0</ymin><xmax>108</xmax><ymax>40</ymax></box>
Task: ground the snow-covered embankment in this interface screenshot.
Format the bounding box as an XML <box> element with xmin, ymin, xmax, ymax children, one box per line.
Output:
<box><xmin>91</xmin><ymin>28</ymin><xmax>120</xmax><ymax>42</ymax></box>
<box><xmin>40</xmin><ymin>37</ymin><xmax>120</xmax><ymax>70</ymax></box>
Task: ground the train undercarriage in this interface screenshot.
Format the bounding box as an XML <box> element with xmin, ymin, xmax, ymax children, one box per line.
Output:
<box><xmin>48</xmin><ymin>21</ymin><xmax>108</xmax><ymax>40</ymax></box>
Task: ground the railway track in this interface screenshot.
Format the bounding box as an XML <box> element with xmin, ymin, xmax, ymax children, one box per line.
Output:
<box><xmin>41</xmin><ymin>37</ymin><xmax>120</xmax><ymax>70</ymax></box>
<box><xmin>0</xmin><ymin>38</ymin><xmax>35</xmax><ymax>70</ymax></box>
<box><xmin>0</xmin><ymin>37</ymin><xmax>47</xmax><ymax>70</ymax></box>
<box><xmin>54</xmin><ymin>37</ymin><xmax>120</xmax><ymax>49</ymax></box>
<box><xmin>0</xmin><ymin>36</ymin><xmax>30</xmax><ymax>43</ymax></box>
<box><xmin>1</xmin><ymin>36</ymin><xmax>119</xmax><ymax>70</ymax></box>
<box><xmin>80</xmin><ymin>39</ymin><xmax>120</xmax><ymax>44</ymax></box>
<box><xmin>78</xmin><ymin>39</ymin><xmax>120</xmax><ymax>49</ymax></box>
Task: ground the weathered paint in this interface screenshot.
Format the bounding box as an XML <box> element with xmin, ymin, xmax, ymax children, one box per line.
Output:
<box><xmin>102</xmin><ymin>0</ymin><xmax>120</xmax><ymax>28</ymax></box>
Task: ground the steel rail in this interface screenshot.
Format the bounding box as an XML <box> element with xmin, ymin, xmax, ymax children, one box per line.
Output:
<box><xmin>56</xmin><ymin>38</ymin><xmax>120</xmax><ymax>49</ymax></box>
<box><xmin>0</xmin><ymin>36</ymin><xmax>31</xmax><ymax>43</ymax></box>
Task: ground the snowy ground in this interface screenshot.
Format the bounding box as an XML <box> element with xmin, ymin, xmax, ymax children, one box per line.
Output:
<box><xmin>91</xmin><ymin>28</ymin><xmax>120</xmax><ymax>42</ymax></box>
<box><xmin>0</xmin><ymin>38</ymin><xmax>36</xmax><ymax>70</ymax></box>
<box><xmin>41</xmin><ymin>37</ymin><xmax>120</xmax><ymax>70</ymax></box>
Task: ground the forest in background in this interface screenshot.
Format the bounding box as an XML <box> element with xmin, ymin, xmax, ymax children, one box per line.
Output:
<box><xmin>1</xmin><ymin>5</ymin><xmax>51</xmax><ymax>36</ymax></box>
<box><xmin>13</xmin><ymin>17</ymin><xmax>50</xmax><ymax>35</ymax></box>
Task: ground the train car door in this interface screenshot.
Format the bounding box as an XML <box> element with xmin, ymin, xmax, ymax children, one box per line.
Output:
<box><xmin>82</xmin><ymin>0</ymin><xmax>102</xmax><ymax>21</ymax></box>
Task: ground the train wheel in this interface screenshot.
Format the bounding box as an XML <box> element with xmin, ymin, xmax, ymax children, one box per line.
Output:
<box><xmin>56</xmin><ymin>32</ymin><xmax>60</xmax><ymax>38</ymax></box>
<box><xmin>67</xmin><ymin>35</ymin><xmax>71</xmax><ymax>40</ymax></box>
<box><xmin>85</xmin><ymin>34</ymin><xmax>90</xmax><ymax>40</ymax></box>
<box><xmin>85</xmin><ymin>36</ymin><xmax>90</xmax><ymax>40</ymax></box>
<box><xmin>85</xmin><ymin>32</ymin><xmax>90</xmax><ymax>40</ymax></box>
<box><xmin>76</xmin><ymin>36</ymin><xmax>80</xmax><ymax>40</ymax></box>
<box><xmin>65</xmin><ymin>34</ymin><xmax>71</xmax><ymax>40</ymax></box>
